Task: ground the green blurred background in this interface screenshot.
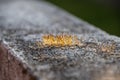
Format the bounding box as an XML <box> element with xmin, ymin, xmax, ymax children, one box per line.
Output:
<box><xmin>46</xmin><ymin>0</ymin><xmax>120</xmax><ymax>36</ymax></box>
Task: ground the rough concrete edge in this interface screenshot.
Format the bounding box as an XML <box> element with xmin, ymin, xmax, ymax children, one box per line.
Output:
<box><xmin>0</xmin><ymin>41</ymin><xmax>37</xmax><ymax>80</ymax></box>
<box><xmin>0</xmin><ymin>1</ymin><xmax>120</xmax><ymax>80</ymax></box>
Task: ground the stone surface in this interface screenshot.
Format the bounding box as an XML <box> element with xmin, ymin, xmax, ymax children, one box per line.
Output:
<box><xmin>0</xmin><ymin>0</ymin><xmax>120</xmax><ymax>80</ymax></box>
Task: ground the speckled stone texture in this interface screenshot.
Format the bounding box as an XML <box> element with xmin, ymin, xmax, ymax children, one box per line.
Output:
<box><xmin>0</xmin><ymin>0</ymin><xmax>120</xmax><ymax>80</ymax></box>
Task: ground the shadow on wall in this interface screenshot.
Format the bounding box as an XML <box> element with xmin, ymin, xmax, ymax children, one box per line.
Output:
<box><xmin>46</xmin><ymin>0</ymin><xmax>120</xmax><ymax>36</ymax></box>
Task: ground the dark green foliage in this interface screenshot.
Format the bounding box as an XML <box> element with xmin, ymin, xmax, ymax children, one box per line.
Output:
<box><xmin>46</xmin><ymin>0</ymin><xmax>120</xmax><ymax>36</ymax></box>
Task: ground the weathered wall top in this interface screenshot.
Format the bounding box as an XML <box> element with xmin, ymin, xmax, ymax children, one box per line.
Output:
<box><xmin>0</xmin><ymin>1</ymin><xmax>120</xmax><ymax>80</ymax></box>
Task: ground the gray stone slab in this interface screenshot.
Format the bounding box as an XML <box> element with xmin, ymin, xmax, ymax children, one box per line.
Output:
<box><xmin>0</xmin><ymin>0</ymin><xmax>120</xmax><ymax>80</ymax></box>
